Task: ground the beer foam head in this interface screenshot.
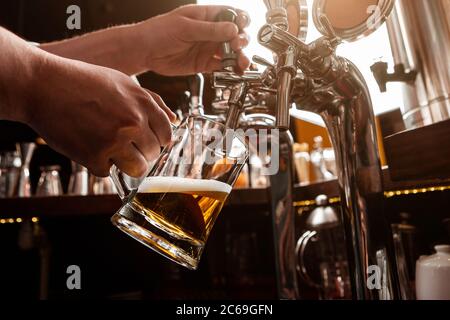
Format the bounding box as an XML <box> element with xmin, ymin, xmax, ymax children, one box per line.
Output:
<box><xmin>138</xmin><ymin>176</ymin><xmax>232</xmax><ymax>195</ymax></box>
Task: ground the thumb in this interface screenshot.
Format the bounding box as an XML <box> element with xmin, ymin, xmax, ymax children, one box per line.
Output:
<box><xmin>183</xmin><ymin>20</ymin><xmax>239</xmax><ymax>42</ymax></box>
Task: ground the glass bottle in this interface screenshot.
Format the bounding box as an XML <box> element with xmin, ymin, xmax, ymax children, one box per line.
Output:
<box><xmin>294</xmin><ymin>143</ymin><xmax>311</xmax><ymax>185</ymax></box>
<box><xmin>310</xmin><ymin>136</ymin><xmax>335</xmax><ymax>182</ymax></box>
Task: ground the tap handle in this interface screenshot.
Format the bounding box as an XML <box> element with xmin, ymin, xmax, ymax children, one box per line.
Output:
<box><xmin>216</xmin><ymin>9</ymin><xmax>239</xmax><ymax>71</ymax></box>
<box><xmin>253</xmin><ymin>55</ymin><xmax>277</xmax><ymax>88</ymax></box>
<box><xmin>252</xmin><ymin>55</ymin><xmax>274</xmax><ymax>68</ymax></box>
<box><xmin>318</xmin><ymin>14</ymin><xmax>340</xmax><ymax>46</ymax></box>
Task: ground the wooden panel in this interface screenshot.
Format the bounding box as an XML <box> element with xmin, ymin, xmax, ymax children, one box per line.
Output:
<box><xmin>294</xmin><ymin>168</ymin><xmax>450</xmax><ymax>202</ymax></box>
<box><xmin>376</xmin><ymin>108</ymin><xmax>406</xmax><ymax>167</ymax></box>
<box><xmin>384</xmin><ymin>119</ymin><xmax>450</xmax><ymax>181</ymax></box>
<box><xmin>293</xmin><ymin>118</ymin><xmax>332</xmax><ymax>149</ymax></box>
<box><xmin>0</xmin><ymin>188</ymin><xmax>269</xmax><ymax>218</ymax></box>
<box><xmin>2</xmin><ymin>168</ymin><xmax>450</xmax><ymax>219</ymax></box>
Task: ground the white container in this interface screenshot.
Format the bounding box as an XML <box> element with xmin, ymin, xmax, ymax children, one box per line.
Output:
<box><xmin>416</xmin><ymin>245</ymin><xmax>450</xmax><ymax>300</ymax></box>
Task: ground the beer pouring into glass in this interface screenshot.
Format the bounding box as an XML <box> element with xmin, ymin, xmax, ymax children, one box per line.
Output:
<box><xmin>110</xmin><ymin>116</ymin><xmax>248</xmax><ymax>270</ymax></box>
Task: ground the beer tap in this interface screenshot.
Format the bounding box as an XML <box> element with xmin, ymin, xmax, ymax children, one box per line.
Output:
<box><xmin>217</xmin><ymin>9</ymin><xmax>239</xmax><ymax>72</ymax></box>
<box><xmin>257</xmin><ymin>2</ymin><xmax>400</xmax><ymax>299</ymax></box>
<box><xmin>213</xmin><ymin>71</ymin><xmax>272</xmax><ymax>128</ymax></box>
<box><xmin>213</xmin><ymin>9</ymin><xmax>277</xmax><ymax>130</ymax></box>
<box><xmin>212</xmin><ymin>5</ymin><xmax>302</xmax><ymax>300</ymax></box>
<box><xmin>212</xmin><ymin>0</ymin><xmax>400</xmax><ymax>300</ymax></box>
<box><xmin>213</xmin><ymin>9</ymin><xmax>243</xmax><ymax>129</ymax></box>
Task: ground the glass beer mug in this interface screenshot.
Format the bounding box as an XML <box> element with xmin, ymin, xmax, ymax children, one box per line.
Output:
<box><xmin>110</xmin><ymin>116</ymin><xmax>249</xmax><ymax>270</ymax></box>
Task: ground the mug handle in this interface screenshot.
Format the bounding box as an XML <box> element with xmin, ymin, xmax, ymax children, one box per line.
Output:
<box><xmin>295</xmin><ymin>230</ymin><xmax>321</xmax><ymax>288</ymax></box>
<box><xmin>110</xmin><ymin>165</ymin><xmax>137</xmax><ymax>202</ymax></box>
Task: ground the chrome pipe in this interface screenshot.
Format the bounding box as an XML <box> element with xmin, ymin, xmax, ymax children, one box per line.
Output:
<box><xmin>223</xmin><ymin>82</ymin><xmax>251</xmax><ymax>130</ymax></box>
<box><xmin>294</xmin><ymin>58</ymin><xmax>400</xmax><ymax>299</ymax></box>
<box><xmin>268</xmin><ymin>129</ymin><xmax>299</xmax><ymax>299</ymax></box>
<box><xmin>276</xmin><ymin>71</ymin><xmax>293</xmax><ymax>129</ymax></box>
<box><xmin>276</xmin><ymin>46</ymin><xmax>297</xmax><ymax>129</ymax></box>
<box><xmin>187</xmin><ymin>74</ymin><xmax>205</xmax><ymax>116</ymax></box>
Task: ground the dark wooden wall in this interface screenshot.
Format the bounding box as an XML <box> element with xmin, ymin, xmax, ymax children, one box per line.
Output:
<box><xmin>0</xmin><ymin>0</ymin><xmax>193</xmax><ymax>41</ymax></box>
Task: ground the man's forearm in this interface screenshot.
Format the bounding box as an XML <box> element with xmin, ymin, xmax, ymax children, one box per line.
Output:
<box><xmin>0</xmin><ymin>27</ymin><xmax>43</xmax><ymax>123</ymax></box>
<box><xmin>40</xmin><ymin>23</ymin><xmax>148</xmax><ymax>76</ymax></box>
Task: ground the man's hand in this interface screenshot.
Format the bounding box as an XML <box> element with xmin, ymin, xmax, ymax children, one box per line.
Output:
<box><xmin>41</xmin><ymin>5</ymin><xmax>251</xmax><ymax>76</ymax></box>
<box><xmin>27</xmin><ymin>53</ymin><xmax>176</xmax><ymax>178</ymax></box>
<box><xmin>135</xmin><ymin>5</ymin><xmax>251</xmax><ymax>76</ymax></box>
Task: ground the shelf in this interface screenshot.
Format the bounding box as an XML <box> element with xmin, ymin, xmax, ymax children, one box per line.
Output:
<box><xmin>384</xmin><ymin>119</ymin><xmax>450</xmax><ymax>182</ymax></box>
<box><xmin>0</xmin><ymin>188</ymin><xmax>270</xmax><ymax>219</ymax></box>
<box><xmin>2</xmin><ymin>169</ymin><xmax>450</xmax><ymax>219</ymax></box>
<box><xmin>294</xmin><ymin>168</ymin><xmax>450</xmax><ymax>201</ymax></box>
<box><xmin>0</xmin><ymin>194</ymin><xmax>120</xmax><ymax>218</ymax></box>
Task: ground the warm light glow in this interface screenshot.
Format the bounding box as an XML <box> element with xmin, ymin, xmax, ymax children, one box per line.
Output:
<box><xmin>198</xmin><ymin>0</ymin><xmax>403</xmax><ymax>116</ymax></box>
<box><xmin>36</xmin><ymin>137</ymin><xmax>47</xmax><ymax>145</ymax></box>
<box><xmin>294</xmin><ymin>197</ymin><xmax>340</xmax><ymax>208</ymax></box>
<box><xmin>295</xmin><ymin>185</ymin><xmax>450</xmax><ymax>207</ymax></box>
<box><xmin>0</xmin><ymin>217</ymin><xmax>38</xmax><ymax>225</ymax></box>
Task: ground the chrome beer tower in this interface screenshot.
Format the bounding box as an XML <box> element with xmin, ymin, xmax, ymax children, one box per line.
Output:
<box><xmin>209</xmin><ymin>1</ymin><xmax>400</xmax><ymax>299</ymax></box>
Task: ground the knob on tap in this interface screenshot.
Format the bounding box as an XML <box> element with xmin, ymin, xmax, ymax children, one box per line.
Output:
<box><xmin>216</xmin><ymin>9</ymin><xmax>239</xmax><ymax>71</ymax></box>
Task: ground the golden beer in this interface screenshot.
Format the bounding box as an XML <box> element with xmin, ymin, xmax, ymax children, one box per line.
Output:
<box><xmin>112</xmin><ymin>177</ymin><xmax>233</xmax><ymax>268</ymax></box>
<box><xmin>132</xmin><ymin>177</ymin><xmax>231</xmax><ymax>245</ymax></box>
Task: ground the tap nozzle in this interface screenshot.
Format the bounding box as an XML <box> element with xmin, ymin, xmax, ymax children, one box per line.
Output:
<box><xmin>256</xmin><ymin>23</ymin><xmax>299</xmax><ymax>130</ymax></box>
<box><xmin>187</xmin><ymin>74</ymin><xmax>204</xmax><ymax>116</ymax></box>
<box><xmin>276</xmin><ymin>46</ymin><xmax>297</xmax><ymax>130</ymax></box>
<box><xmin>211</xmin><ymin>70</ymin><xmax>269</xmax><ymax>129</ymax></box>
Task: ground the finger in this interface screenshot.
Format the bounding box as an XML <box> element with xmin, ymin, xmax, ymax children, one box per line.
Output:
<box><xmin>236</xmin><ymin>9</ymin><xmax>251</xmax><ymax>30</ymax></box>
<box><xmin>230</xmin><ymin>33</ymin><xmax>250</xmax><ymax>51</ymax></box>
<box><xmin>88</xmin><ymin>161</ymin><xmax>112</xmax><ymax>178</ymax></box>
<box><xmin>183</xmin><ymin>18</ymin><xmax>238</xmax><ymax>42</ymax></box>
<box><xmin>146</xmin><ymin>95</ymin><xmax>173</xmax><ymax>146</ymax></box>
<box><xmin>204</xmin><ymin>56</ymin><xmax>223</xmax><ymax>72</ymax></box>
<box><xmin>212</xmin><ymin>34</ymin><xmax>249</xmax><ymax>57</ymax></box>
<box><xmin>205</xmin><ymin>53</ymin><xmax>250</xmax><ymax>74</ymax></box>
<box><xmin>145</xmin><ymin>89</ymin><xmax>177</xmax><ymax>122</ymax></box>
<box><xmin>210</xmin><ymin>48</ymin><xmax>250</xmax><ymax>73</ymax></box>
<box><xmin>133</xmin><ymin>125</ymin><xmax>162</xmax><ymax>164</ymax></box>
<box><xmin>111</xmin><ymin>143</ymin><xmax>149</xmax><ymax>178</ymax></box>
<box><xmin>178</xmin><ymin>4</ymin><xmax>231</xmax><ymax>21</ymax></box>
<box><xmin>178</xmin><ymin>5</ymin><xmax>250</xmax><ymax>31</ymax></box>
<box><xmin>179</xmin><ymin>5</ymin><xmax>250</xmax><ymax>29</ymax></box>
